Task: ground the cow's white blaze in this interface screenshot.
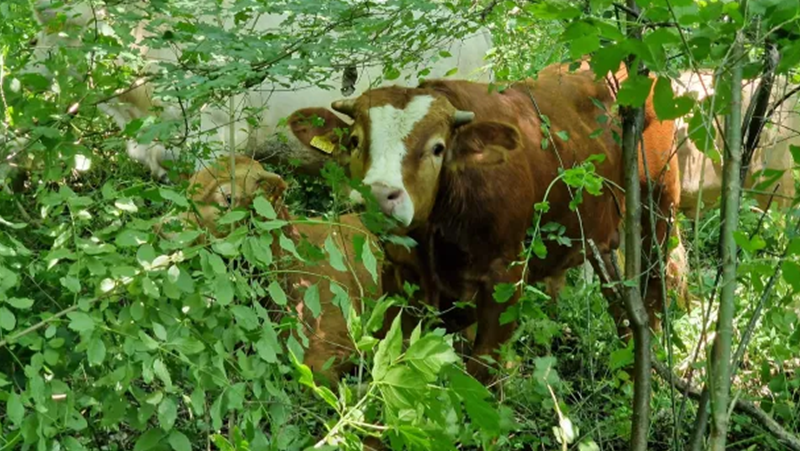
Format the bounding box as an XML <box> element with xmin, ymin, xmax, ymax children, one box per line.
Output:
<box><xmin>363</xmin><ymin>95</ymin><xmax>434</xmax><ymax>226</ymax></box>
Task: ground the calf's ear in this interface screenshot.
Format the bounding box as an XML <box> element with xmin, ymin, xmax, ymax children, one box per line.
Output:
<box><xmin>449</xmin><ymin>121</ymin><xmax>521</xmax><ymax>168</ymax></box>
<box><xmin>255</xmin><ymin>171</ymin><xmax>289</xmax><ymax>204</ymax></box>
<box><xmin>288</xmin><ymin>108</ymin><xmax>352</xmax><ymax>157</ymax></box>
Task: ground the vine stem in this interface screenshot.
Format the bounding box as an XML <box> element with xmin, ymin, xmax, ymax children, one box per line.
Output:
<box><xmin>313</xmin><ymin>385</ymin><xmax>377</xmax><ymax>448</ymax></box>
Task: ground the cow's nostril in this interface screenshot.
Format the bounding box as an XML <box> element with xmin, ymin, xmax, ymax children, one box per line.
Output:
<box><xmin>387</xmin><ymin>190</ymin><xmax>403</xmax><ymax>201</ymax></box>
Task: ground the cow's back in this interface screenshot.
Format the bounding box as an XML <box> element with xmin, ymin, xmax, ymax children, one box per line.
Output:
<box><xmin>422</xmin><ymin>68</ymin><xmax>624</xmax><ymax>281</ymax></box>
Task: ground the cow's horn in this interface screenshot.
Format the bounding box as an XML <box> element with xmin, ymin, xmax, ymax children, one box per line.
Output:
<box><xmin>331</xmin><ymin>98</ymin><xmax>357</xmax><ymax>117</ymax></box>
<box><xmin>453</xmin><ymin>110</ymin><xmax>474</xmax><ymax>126</ymax></box>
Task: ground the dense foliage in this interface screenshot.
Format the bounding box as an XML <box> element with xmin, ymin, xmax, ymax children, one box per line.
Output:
<box><xmin>1</xmin><ymin>0</ymin><xmax>800</xmax><ymax>450</ymax></box>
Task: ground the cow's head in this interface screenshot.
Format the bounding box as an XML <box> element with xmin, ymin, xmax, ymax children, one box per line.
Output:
<box><xmin>160</xmin><ymin>156</ymin><xmax>287</xmax><ymax>238</ymax></box>
<box><xmin>320</xmin><ymin>87</ymin><xmax>520</xmax><ymax>230</ymax></box>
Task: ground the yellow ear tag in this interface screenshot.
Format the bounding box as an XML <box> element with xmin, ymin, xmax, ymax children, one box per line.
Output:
<box><xmin>310</xmin><ymin>135</ymin><xmax>336</xmax><ymax>155</ymax></box>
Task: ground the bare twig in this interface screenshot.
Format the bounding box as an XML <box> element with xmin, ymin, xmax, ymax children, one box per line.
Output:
<box><xmin>587</xmin><ymin>239</ymin><xmax>621</xmax><ymax>300</ymax></box>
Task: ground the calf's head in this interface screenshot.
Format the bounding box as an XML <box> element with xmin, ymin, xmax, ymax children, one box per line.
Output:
<box><xmin>174</xmin><ymin>156</ymin><xmax>287</xmax><ymax>237</ymax></box>
<box><xmin>327</xmin><ymin>88</ymin><xmax>521</xmax><ymax>230</ymax></box>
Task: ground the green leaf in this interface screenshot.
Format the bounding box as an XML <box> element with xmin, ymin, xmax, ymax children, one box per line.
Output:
<box><xmin>609</xmin><ymin>346</ymin><xmax>635</xmax><ymax>371</ymax></box>
<box><xmin>61</xmin><ymin>275</ymin><xmax>81</xmax><ymax>293</ymax></box>
<box><xmin>777</xmin><ymin>40</ymin><xmax>800</xmax><ymax>74</ymax></box>
<box><xmin>137</xmin><ymin>244</ymin><xmax>158</xmax><ymax>268</ymax></box>
<box><xmin>315</xmin><ymin>385</ymin><xmax>339</xmax><ymax>409</ymax></box>
<box><xmin>373</xmin><ymin>313</ymin><xmax>403</xmax><ymax>380</ymax></box>
<box><xmin>253</xmin><ymin>219</ymin><xmax>287</xmax><ymax>232</ymax></box>
<box><xmin>0</xmin><ymin>215</ymin><xmax>27</xmax><ymax>229</ymax></box>
<box><xmin>212</xmin><ymin>239</ymin><xmax>240</xmax><ymax>257</ymax></box>
<box><xmin>115</xmin><ymin>198</ymin><xmax>139</xmax><ymax>213</ymax></box>
<box><xmin>67</xmin><ymin>312</ymin><xmax>95</xmax><ymax>333</ymax></box>
<box><xmin>63</xmin><ymin>436</ymin><xmax>86</xmax><ymax>451</ymax></box>
<box><xmin>787</xmin><ymin>238</ymin><xmax>800</xmax><ymax>256</ymax></box>
<box><xmin>617</xmin><ymin>75</ymin><xmax>654</xmax><ymax>107</ymax></box>
<box><xmin>733</xmin><ymin>231</ymin><xmax>766</xmax><ymax>254</ymax></box>
<box><xmin>173</xmin><ymin>337</ymin><xmax>205</xmax><ymax>355</ymax></box>
<box><xmin>217</xmin><ymin>210</ymin><xmax>248</xmax><ymax>225</ymax></box>
<box><xmin>384</xmin><ymin>66</ymin><xmax>401</xmax><ymax>80</ymax></box>
<box><xmin>87</xmin><ymin>337</ymin><xmax>106</xmax><ymax>366</ymax></box>
<box><xmin>231</xmin><ymin>305</ymin><xmax>259</xmax><ymax>331</ymax></box>
<box><xmin>366</xmin><ymin>297</ymin><xmax>394</xmax><ymax>333</ymax></box>
<box><xmin>244</xmin><ymin>236</ymin><xmax>273</xmax><ymax>267</ymax></box>
<box><xmin>492</xmin><ymin>283</ymin><xmax>516</xmax><ymax>303</ymax></box>
<box><xmin>360</xmin><ymin>238</ymin><xmax>379</xmax><ymax>284</ymax></box>
<box><xmin>404</xmin><ymin>335</ymin><xmax>459</xmax><ymax>381</ymax></box>
<box><xmin>5</xmin><ymin>297</ymin><xmax>34</xmax><ymax>309</ymax></box>
<box><xmin>446</xmin><ymin>366</ymin><xmax>499</xmax><ymax>434</ymax></box>
<box><xmin>210</xmin><ymin>394</ymin><xmax>223</xmax><ymax>430</ymax></box>
<box><xmin>202</xmin><ymin>250</ymin><xmax>227</xmax><ymax>275</ymax></box>
<box><xmin>168</xmin><ymin>431</ymin><xmax>191</xmax><ymax>451</ymax></box>
<box><xmin>653</xmin><ymin>76</ymin><xmax>694</xmax><ymax>120</ymax></box>
<box><xmin>256</xmin><ymin>321</ymin><xmax>282</xmax><ymax>363</ymax></box>
<box><xmin>330</xmin><ymin>283</ymin><xmax>350</xmax><ymax>315</ymax></box>
<box><xmin>688</xmin><ymin>108</ymin><xmax>718</xmax><ymax>158</ymax></box>
<box><xmin>790</xmin><ymin>145</ymin><xmax>800</xmax><ymax>165</ymax></box>
<box><xmin>303</xmin><ymin>284</ymin><xmax>321</xmax><ymax>318</ymax></box>
<box><xmin>590</xmin><ymin>45</ymin><xmax>626</xmax><ymax>80</ymax></box>
<box><xmin>569</xmin><ymin>34</ymin><xmax>600</xmax><ymax>60</ymax></box>
<box><xmin>382</xmin><ymin>366</ymin><xmax>426</xmax><ymax>389</ymax></box>
<box><xmin>268</xmin><ymin>281</ymin><xmax>288</xmax><ymax>306</ymax></box>
<box><xmin>555</xmin><ymin>130</ymin><xmax>569</xmax><ymax>141</ymax></box>
<box><xmin>116</xmin><ymin>229</ymin><xmax>150</xmax><ymax>248</ymax></box>
<box><xmin>279</xmin><ymin>233</ymin><xmax>303</xmax><ymax>261</ymax></box>
<box><xmin>158</xmin><ymin>397</ymin><xmax>178</xmax><ymax>431</ymax></box>
<box><xmin>215</xmin><ymin>277</ymin><xmax>234</xmax><ymax>306</ymax></box>
<box><xmin>159</xmin><ymin>188</ymin><xmax>189</xmax><ymax>207</ymax></box>
<box><xmin>134</xmin><ymin>429</ymin><xmax>165</xmax><ymax>451</ymax></box>
<box><xmin>0</xmin><ymin>307</ymin><xmax>16</xmax><ymax>331</ymax></box>
<box><xmin>324</xmin><ymin>235</ymin><xmax>347</xmax><ymax>272</ymax></box>
<box><xmin>142</xmin><ymin>277</ymin><xmax>160</xmax><ymax>299</ymax></box>
<box><xmin>153</xmin><ymin>359</ymin><xmax>173</xmax><ymax>391</ymax></box>
<box><xmin>782</xmin><ymin>261</ymin><xmax>800</xmax><ymax>293</ymax></box>
<box><xmin>253</xmin><ymin>196</ymin><xmax>277</xmax><ymax>219</ymax></box>
<box><xmin>287</xmin><ymin>334</ymin><xmax>305</xmax><ymax>364</ymax></box>
<box><xmin>153</xmin><ymin>323</ymin><xmax>168</xmax><ymax>341</ymax></box>
<box><xmin>7</xmin><ymin>391</ymin><xmax>24</xmax><ymax>425</ymax></box>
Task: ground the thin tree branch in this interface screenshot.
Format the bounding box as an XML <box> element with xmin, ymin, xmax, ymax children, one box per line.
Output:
<box><xmin>620</xmin><ymin>3</ymin><xmax>651</xmax><ymax>449</ymax></box>
<box><xmin>708</xmin><ymin>30</ymin><xmax>744</xmax><ymax>451</ymax></box>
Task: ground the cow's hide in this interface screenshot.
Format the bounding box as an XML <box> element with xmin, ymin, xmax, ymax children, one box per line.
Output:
<box><xmin>673</xmin><ymin>71</ymin><xmax>799</xmax><ymax>213</ymax></box>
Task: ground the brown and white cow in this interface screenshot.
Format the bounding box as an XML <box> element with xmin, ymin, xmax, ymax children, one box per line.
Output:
<box><xmin>674</xmin><ymin>71</ymin><xmax>799</xmax><ymax>213</ymax></box>
<box><xmin>162</xmin><ymin>155</ymin><xmax>383</xmax><ymax>383</ymax></box>
<box><xmin>294</xmin><ymin>62</ymin><xmax>683</xmax><ymax>382</ymax></box>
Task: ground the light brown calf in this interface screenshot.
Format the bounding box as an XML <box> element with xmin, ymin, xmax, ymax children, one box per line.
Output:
<box><xmin>167</xmin><ymin>155</ymin><xmax>382</xmax><ymax>383</ymax></box>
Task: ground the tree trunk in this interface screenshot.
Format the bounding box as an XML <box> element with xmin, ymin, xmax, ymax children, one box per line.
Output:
<box><xmin>708</xmin><ymin>31</ymin><xmax>744</xmax><ymax>451</ymax></box>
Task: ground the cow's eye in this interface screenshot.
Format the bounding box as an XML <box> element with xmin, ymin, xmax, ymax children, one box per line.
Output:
<box><xmin>432</xmin><ymin>143</ymin><xmax>445</xmax><ymax>157</ymax></box>
<box><xmin>224</xmin><ymin>194</ymin><xmax>233</xmax><ymax>206</ymax></box>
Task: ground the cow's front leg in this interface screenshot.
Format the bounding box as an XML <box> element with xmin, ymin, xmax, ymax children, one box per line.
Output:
<box><xmin>466</xmin><ymin>277</ymin><xmax>519</xmax><ymax>384</ymax></box>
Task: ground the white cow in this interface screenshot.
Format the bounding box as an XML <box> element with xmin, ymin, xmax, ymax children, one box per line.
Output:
<box><xmin>673</xmin><ymin>71</ymin><xmax>798</xmax><ymax>213</ymax></box>
<box><xmin>29</xmin><ymin>0</ymin><xmax>494</xmax><ymax>179</ymax></box>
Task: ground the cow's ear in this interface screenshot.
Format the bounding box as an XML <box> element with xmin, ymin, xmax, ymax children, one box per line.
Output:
<box><xmin>449</xmin><ymin>121</ymin><xmax>521</xmax><ymax>168</ymax></box>
<box><xmin>288</xmin><ymin>107</ymin><xmax>352</xmax><ymax>157</ymax></box>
